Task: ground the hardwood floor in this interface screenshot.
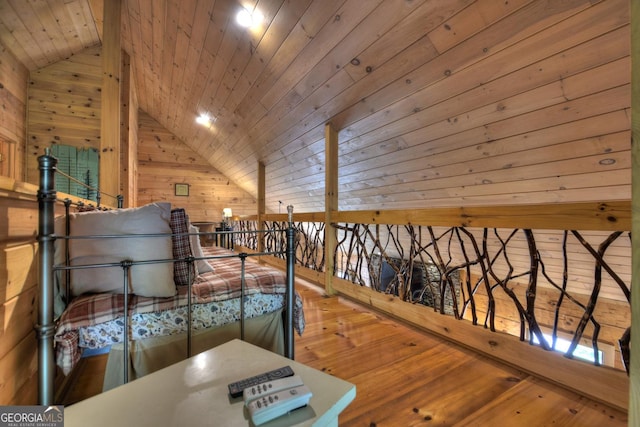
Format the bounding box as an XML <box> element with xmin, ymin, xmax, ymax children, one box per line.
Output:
<box><xmin>61</xmin><ymin>279</ymin><xmax>628</xmax><ymax>426</ymax></box>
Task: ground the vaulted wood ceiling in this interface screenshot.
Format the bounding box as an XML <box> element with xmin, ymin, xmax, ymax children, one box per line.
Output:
<box><xmin>0</xmin><ymin>0</ymin><xmax>631</xmax><ymax>213</ymax></box>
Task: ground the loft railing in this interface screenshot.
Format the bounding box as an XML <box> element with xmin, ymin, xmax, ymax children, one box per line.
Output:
<box><xmin>335</xmin><ymin>224</ymin><xmax>629</xmax><ymax>362</ymax></box>
<box><xmin>235</xmin><ymin>201</ymin><xmax>631</xmax><ymax>411</ymax></box>
<box><xmin>235</xmin><ymin>217</ymin><xmax>325</xmax><ymax>272</ymax></box>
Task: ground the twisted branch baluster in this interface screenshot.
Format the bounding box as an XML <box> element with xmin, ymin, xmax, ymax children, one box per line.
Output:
<box><xmin>566</xmin><ymin>231</ymin><xmax>623</xmax><ymax>364</ymax></box>
<box><xmin>523</xmin><ymin>229</ymin><xmax>550</xmax><ymax>350</ymax></box>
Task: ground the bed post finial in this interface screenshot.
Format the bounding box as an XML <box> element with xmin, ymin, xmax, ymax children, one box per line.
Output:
<box><xmin>287</xmin><ymin>205</ymin><xmax>293</xmax><ymax>223</ymax></box>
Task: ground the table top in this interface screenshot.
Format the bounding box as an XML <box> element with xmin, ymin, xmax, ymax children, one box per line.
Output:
<box><xmin>65</xmin><ymin>339</ymin><xmax>356</xmax><ymax>427</ymax></box>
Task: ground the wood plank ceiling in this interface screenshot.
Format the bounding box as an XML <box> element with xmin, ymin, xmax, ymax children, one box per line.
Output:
<box><xmin>0</xmin><ymin>0</ymin><xmax>631</xmax><ymax>213</ymax></box>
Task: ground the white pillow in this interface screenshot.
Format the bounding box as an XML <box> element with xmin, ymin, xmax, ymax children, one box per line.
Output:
<box><xmin>189</xmin><ymin>224</ymin><xmax>214</xmax><ymax>274</ymax></box>
<box><xmin>65</xmin><ymin>203</ymin><xmax>176</xmax><ymax>298</ymax></box>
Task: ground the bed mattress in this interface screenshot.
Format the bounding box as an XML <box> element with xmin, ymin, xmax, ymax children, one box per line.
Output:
<box><xmin>54</xmin><ymin>246</ymin><xmax>305</xmax><ymax>375</ymax></box>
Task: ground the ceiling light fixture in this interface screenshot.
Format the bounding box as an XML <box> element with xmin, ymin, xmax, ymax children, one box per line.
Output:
<box><xmin>196</xmin><ymin>113</ymin><xmax>212</xmax><ymax>127</ymax></box>
<box><xmin>236</xmin><ymin>8</ymin><xmax>263</xmax><ymax>28</ymax></box>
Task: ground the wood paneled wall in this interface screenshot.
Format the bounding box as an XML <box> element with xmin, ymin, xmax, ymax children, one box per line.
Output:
<box><xmin>137</xmin><ymin>111</ymin><xmax>256</xmax><ymax>221</ymax></box>
<box><xmin>0</xmin><ymin>40</ymin><xmax>26</xmax><ymax>180</ymax></box>
<box><xmin>25</xmin><ymin>45</ymin><xmax>102</xmax><ymax>186</ymax></box>
<box><xmin>0</xmin><ymin>182</ymin><xmax>39</xmax><ymax>405</ymax></box>
<box><xmin>0</xmin><ymin>39</ymin><xmax>37</xmax><ymax>405</ymax></box>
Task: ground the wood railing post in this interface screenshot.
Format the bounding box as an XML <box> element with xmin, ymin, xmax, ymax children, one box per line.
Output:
<box><xmin>100</xmin><ymin>0</ymin><xmax>122</xmax><ymax>200</ymax></box>
<box><xmin>325</xmin><ymin>122</ymin><xmax>338</xmax><ymax>295</ymax></box>
<box><xmin>257</xmin><ymin>161</ymin><xmax>266</xmax><ymax>254</ymax></box>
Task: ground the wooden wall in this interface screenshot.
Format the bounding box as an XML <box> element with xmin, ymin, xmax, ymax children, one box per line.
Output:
<box><xmin>25</xmin><ymin>45</ymin><xmax>102</xmax><ymax>186</ymax></box>
<box><xmin>0</xmin><ymin>181</ymin><xmax>39</xmax><ymax>406</ymax></box>
<box><xmin>24</xmin><ymin>40</ymin><xmax>256</xmax><ymax>219</ymax></box>
<box><xmin>0</xmin><ymin>39</ymin><xmax>38</xmax><ymax>405</ymax></box>
<box><xmin>0</xmin><ymin>41</ymin><xmax>26</xmax><ymax>180</ymax></box>
<box><xmin>137</xmin><ymin>111</ymin><xmax>256</xmax><ymax>221</ymax></box>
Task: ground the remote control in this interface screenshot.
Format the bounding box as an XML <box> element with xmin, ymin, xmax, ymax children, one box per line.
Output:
<box><xmin>243</xmin><ymin>375</ymin><xmax>304</xmax><ymax>404</ymax></box>
<box><xmin>247</xmin><ymin>384</ymin><xmax>312</xmax><ymax>426</ymax></box>
<box><xmin>227</xmin><ymin>365</ymin><xmax>295</xmax><ymax>398</ymax></box>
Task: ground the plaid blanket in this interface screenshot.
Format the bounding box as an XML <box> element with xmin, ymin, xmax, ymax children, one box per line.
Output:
<box><xmin>55</xmin><ymin>247</ymin><xmax>305</xmax><ymax>375</ymax></box>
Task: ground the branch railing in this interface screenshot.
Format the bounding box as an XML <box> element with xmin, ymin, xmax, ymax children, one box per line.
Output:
<box><xmin>236</xmin><ymin>203</ymin><xmax>631</xmax><ymax>373</ymax></box>
<box><xmin>339</xmin><ymin>224</ymin><xmax>629</xmax><ymax>365</ymax></box>
<box><xmin>235</xmin><ymin>218</ymin><xmax>325</xmax><ymax>272</ymax></box>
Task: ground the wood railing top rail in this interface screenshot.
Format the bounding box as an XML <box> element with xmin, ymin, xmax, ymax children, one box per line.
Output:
<box><xmin>240</xmin><ymin>201</ymin><xmax>631</xmax><ymax>231</ymax></box>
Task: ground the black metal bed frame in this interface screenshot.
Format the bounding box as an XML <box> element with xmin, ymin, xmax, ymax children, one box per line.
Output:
<box><xmin>36</xmin><ymin>151</ymin><xmax>296</xmax><ymax>405</ymax></box>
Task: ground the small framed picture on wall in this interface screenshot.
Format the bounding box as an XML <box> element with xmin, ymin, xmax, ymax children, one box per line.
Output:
<box><xmin>175</xmin><ymin>183</ymin><xmax>189</xmax><ymax>196</ymax></box>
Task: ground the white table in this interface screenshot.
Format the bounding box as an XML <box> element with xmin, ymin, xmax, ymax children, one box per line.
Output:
<box><xmin>65</xmin><ymin>339</ymin><xmax>356</xmax><ymax>426</ymax></box>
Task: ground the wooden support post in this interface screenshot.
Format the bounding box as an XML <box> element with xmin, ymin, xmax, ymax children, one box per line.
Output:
<box><xmin>325</xmin><ymin>122</ymin><xmax>339</xmax><ymax>295</ymax></box>
<box><xmin>100</xmin><ymin>0</ymin><xmax>122</xmax><ymax>201</ymax></box>
<box><xmin>630</xmin><ymin>0</ymin><xmax>639</xmax><ymax>422</ymax></box>
<box><xmin>120</xmin><ymin>50</ymin><xmax>133</xmax><ymax>207</ymax></box>
<box><xmin>257</xmin><ymin>161</ymin><xmax>266</xmax><ymax>253</ymax></box>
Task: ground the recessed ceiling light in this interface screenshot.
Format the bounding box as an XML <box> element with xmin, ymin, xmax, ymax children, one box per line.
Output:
<box><xmin>196</xmin><ymin>113</ymin><xmax>212</xmax><ymax>127</ymax></box>
<box><xmin>236</xmin><ymin>8</ymin><xmax>263</xmax><ymax>28</ymax></box>
<box><xmin>236</xmin><ymin>9</ymin><xmax>252</xmax><ymax>27</ymax></box>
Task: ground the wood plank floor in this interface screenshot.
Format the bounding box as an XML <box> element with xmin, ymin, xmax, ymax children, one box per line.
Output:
<box><xmin>61</xmin><ymin>279</ymin><xmax>628</xmax><ymax>426</ymax></box>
